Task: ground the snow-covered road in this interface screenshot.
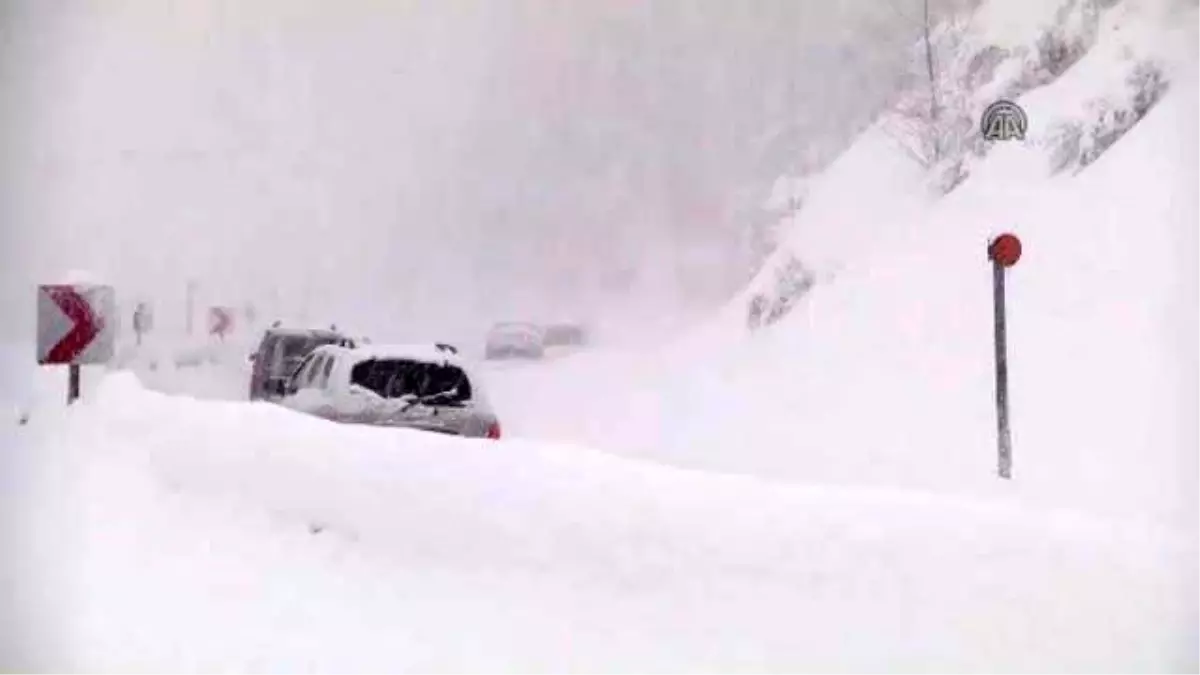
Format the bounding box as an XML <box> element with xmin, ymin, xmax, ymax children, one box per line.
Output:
<box><xmin>3</xmin><ymin>372</ymin><xmax>1194</xmax><ymax>671</ymax></box>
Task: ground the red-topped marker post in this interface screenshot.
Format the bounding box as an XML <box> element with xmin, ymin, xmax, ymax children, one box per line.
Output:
<box><xmin>987</xmin><ymin>233</ymin><xmax>1022</xmax><ymax>479</ymax></box>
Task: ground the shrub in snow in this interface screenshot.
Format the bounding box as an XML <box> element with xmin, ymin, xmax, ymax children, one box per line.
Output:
<box><xmin>1019</xmin><ymin>0</ymin><xmax>1104</xmax><ymax>89</ymax></box>
<box><xmin>746</xmin><ymin>255</ymin><xmax>816</xmax><ymax>331</ymax></box>
<box><xmin>881</xmin><ymin>0</ymin><xmax>1112</xmax><ymax>192</ymax></box>
<box><xmin>880</xmin><ymin>12</ymin><xmax>1006</xmax><ymax>195</ymax></box>
<box><xmin>1080</xmin><ymin>63</ymin><xmax>1169</xmax><ymax>166</ymax></box>
<box><xmin>1079</xmin><ymin>102</ymin><xmax>1138</xmax><ymax>167</ymax></box>
<box><xmin>1047</xmin><ymin>120</ymin><xmax>1086</xmax><ymax>173</ymax></box>
<box><xmin>744</xmin><ymin>174</ymin><xmax>811</xmax><ymax>276</ymax></box>
<box><xmin>1025</xmin><ymin>27</ymin><xmax>1090</xmax><ymax>88</ymax></box>
<box><xmin>747</xmin><ymin>294</ymin><xmax>766</xmax><ymax>330</ymax></box>
<box><xmin>1128</xmin><ymin>59</ymin><xmax>1169</xmax><ymax>116</ymax></box>
<box><xmin>966</xmin><ymin>45</ymin><xmax>1010</xmax><ymax>91</ymax></box>
<box><xmin>1046</xmin><ymin>58</ymin><xmax>1170</xmax><ymax>173</ymax></box>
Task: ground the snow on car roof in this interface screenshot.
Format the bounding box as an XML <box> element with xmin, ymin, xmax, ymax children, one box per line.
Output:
<box><xmin>335</xmin><ymin>343</ymin><xmax>467</xmax><ymax>368</ymax></box>
<box><xmin>489</xmin><ymin>322</ymin><xmax>543</xmax><ymax>334</ymax></box>
<box><xmin>264</xmin><ymin>322</ymin><xmax>346</xmax><ymax>336</ymax></box>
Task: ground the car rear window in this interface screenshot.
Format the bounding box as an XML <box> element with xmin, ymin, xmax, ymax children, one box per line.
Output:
<box><xmin>349</xmin><ymin>358</ymin><xmax>472</xmax><ymax>405</ymax></box>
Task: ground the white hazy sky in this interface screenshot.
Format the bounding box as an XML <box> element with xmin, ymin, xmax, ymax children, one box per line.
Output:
<box><xmin>0</xmin><ymin>0</ymin><xmax>949</xmax><ymax>343</ymax></box>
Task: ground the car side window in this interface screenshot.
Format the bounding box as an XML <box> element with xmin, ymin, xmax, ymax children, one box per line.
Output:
<box><xmin>305</xmin><ymin>355</ymin><xmax>324</xmax><ymax>387</ymax></box>
<box><xmin>289</xmin><ymin>354</ymin><xmax>314</xmax><ymax>393</ymax></box>
<box><xmin>320</xmin><ymin>356</ymin><xmax>335</xmax><ymax>389</ymax></box>
<box><xmin>268</xmin><ymin>337</ymin><xmax>286</xmax><ymax>368</ymax></box>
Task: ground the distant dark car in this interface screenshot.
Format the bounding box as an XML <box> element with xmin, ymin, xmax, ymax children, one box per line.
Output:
<box><xmin>280</xmin><ymin>343</ymin><xmax>501</xmax><ymax>439</ymax></box>
<box><xmin>248</xmin><ymin>325</ymin><xmax>358</xmax><ymax>401</ymax></box>
<box><xmin>484</xmin><ymin>322</ymin><xmax>545</xmax><ymax>360</ymax></box>
<box><xmin>542</xmin><ymin>322</ymin><xmax>588</xmax><ymax>347</ymax></box>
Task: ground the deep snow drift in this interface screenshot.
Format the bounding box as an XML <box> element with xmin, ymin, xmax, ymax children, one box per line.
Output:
<box><xmin>3</xmin><ymin>373</ymin><xmax>1195</xmax><ymax>671</ymax></box>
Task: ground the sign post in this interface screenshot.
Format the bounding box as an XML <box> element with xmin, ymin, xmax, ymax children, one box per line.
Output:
<box><xmin>37</xmin><ymin>284</ymin><xmax>116</xmax><ymax>405</ymax></box>
<box><xmin>132</xmin><ymin>301</ymin><xmax>153</xmax><ymax>347</ymax></box>
<box><xmin>68</xmin><ymin>364</ymin><xmax>81</xmax><ymax>403</ymax></box>
<box><xmin>987</xmin><ymin>233</ymin><xmax>1022</xmax><ymax>479</ymax></box>
<box><xmin>185</xmin><ymin>280</ymin><xmax>198</xmax><ymax>335</ymax></box>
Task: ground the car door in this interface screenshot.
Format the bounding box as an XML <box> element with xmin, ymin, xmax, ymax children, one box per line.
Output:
<box><xmin>248</xmin><ymin>336</ymin><xmax>272</xmax><ymax>399</ymax></box>
<box><xmin>265</xmin><ymin>335</ymin><xmax>299</xmax><ymax>397</ymax></box>
<box><xmin>281</xmin><ymin>354</ymin><xmax>325</xmax><ymax>415</ymax></box>
<box><xmin>311</xmin><ymin>354</ymin><xmax>343</xmax><ymax>422</ymax></box>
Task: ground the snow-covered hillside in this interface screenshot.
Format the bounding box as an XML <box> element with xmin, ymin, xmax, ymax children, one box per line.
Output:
<box><xmin>600</xmin><ymin>0</ymin><xmax>1199</xmax><ymax>530</ymax></box>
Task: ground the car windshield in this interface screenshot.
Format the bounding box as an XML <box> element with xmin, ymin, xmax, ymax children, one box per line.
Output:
<box><xmin>349</xmin><ymin>358</ymin><xmax>472</xmax><ymax>405</ymax></box>
<box><xmin>279</xmin><ymin>336</ymin><xmax>314</xmax><ymax>359</ymax></box>
<box><xmin>277</xmin><ymin>333</ymin><xmax>341</xmax><ymax>360</ymax></box>
<box><xmin>494</xmin><ymin>322</ymin><xmax>537</xmax><ymax>332</ymax></box>
<box><xmin>492</xmin><ymin>324</ymin><xmax>540</xmax><ymax>339</ymax></box>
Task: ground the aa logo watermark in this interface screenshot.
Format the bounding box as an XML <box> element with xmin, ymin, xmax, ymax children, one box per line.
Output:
<box><xmin>981</xmin><ymin>100</ymin><xmax>1028</xmax><ymax>142</ymax></box>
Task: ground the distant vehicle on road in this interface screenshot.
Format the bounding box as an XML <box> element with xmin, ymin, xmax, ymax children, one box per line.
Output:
<box><xmin>541</xmin><ymin>321</ymin><xmax>588</xmax><ymax>347</ymax></box>
<box><xmin>248</xmin><ymin>325</ymin><xmax>358</xmax><ymax>401</ymax></box>
<box><xmin>484</xmin><ymin>322</ymin><xmax>545</xmax><ymax>360</ymax></box>
<box><xmin>279</xmin><ymin>343</ymin><xmax>501</xmax><ymax>439</ymax></box>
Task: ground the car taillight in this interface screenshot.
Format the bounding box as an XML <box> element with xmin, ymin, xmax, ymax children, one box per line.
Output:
<box><xmin>486</xmin><ymin>421</ymin><xmax>501</xmax><ymax>440</ymax></box>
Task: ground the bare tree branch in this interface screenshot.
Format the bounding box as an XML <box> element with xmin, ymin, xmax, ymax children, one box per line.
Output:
<box><xmin>923</xmin><ymin>0</ymin><xmax>941</xmax><ymax>163</ymax></box>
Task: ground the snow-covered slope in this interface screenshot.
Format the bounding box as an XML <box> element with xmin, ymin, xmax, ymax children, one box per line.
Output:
<box><xmin>3</xmin><ymin>374</ymin><xmax>1194</xmax><ymax>671</ymax></box>
<box><xmin>599</xmin><ymin>0</ymin><xmax>1199</xmax><ymax>531</ymax></box>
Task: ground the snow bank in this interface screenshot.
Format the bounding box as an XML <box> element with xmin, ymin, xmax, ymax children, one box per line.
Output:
<box><xmin>0</xmin><ymin>342</ymin><xmax>111</xmax><ymax>424</ymax></box>
<box><xmin>4</xmin><ymin>374</ymin><xmax>1194</xmax><ymax>671</ymax></box>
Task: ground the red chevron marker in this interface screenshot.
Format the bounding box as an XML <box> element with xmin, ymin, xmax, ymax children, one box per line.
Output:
<box><xmin>44</xmin><ymin>285</ymin><xmax>102</xmax><ymax>363</ymax></box>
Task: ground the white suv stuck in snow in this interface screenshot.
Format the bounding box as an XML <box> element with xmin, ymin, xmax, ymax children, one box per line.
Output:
<box><xmin>279</xmin><ymin>343</ymin><xmax>501</xmax><ymax>439</ymax></box>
